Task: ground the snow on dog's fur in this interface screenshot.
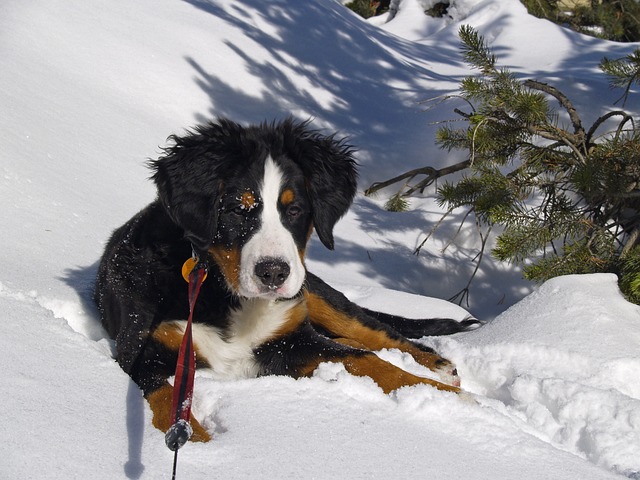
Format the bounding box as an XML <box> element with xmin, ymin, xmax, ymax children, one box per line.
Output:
<box><xmin>95</xmin><ymin>118</ymin><xmax>477</xmax><ymax>441</ymax></box>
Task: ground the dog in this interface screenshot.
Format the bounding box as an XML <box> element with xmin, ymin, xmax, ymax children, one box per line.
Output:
<box><xmin>95</xmin><ymin>118</ymin><xmax>478</xmax><ymax>442</ymax></box>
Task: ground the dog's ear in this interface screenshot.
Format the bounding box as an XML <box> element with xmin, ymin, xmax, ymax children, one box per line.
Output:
<box><xmin>281</xmin><ymin>119</ymin><xmax>358</xmax><ymax>250</ymax></box>
<box><xmin>149</xmin><ymin>123</ymin><xmax>233</xmax><ymax>252</ymax></box>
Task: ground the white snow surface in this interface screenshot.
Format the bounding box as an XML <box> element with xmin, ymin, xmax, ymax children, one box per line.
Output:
<box><xmin>1</xmin><ymin>0</ymin><xmax>639</xmax><ymax>478</ymax></box>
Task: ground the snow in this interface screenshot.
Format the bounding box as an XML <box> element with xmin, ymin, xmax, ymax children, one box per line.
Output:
<box><xmin>1</xmin><ymin>0</ymin><xmax>639</xmax><ymax>478</ymax></box>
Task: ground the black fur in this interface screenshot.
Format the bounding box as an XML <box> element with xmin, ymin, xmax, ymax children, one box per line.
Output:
<box><xmin>150</xmin><ymin>118</ymin><xmax>357</xmax><ymax>252</ymax></box>
<box><xmin>95</xmin><ymin>118</ymin><xmax>477</xmax><ymax>438</ymax></box>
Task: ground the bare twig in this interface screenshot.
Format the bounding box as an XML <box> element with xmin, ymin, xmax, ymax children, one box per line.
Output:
<box><xmin>448</xmin><ymin>220</ymin><xmax>492</xmax><ymax>308</ymax></box>
<box><xmin>414</xmin><ymin>206</ymin><xmax>456</xmax><ymax>256</ymax></box>
<box><xmin>442</xmin><ymin>207</ymin><xmax>475</xmax><ymax>254</ymax></box>
<box><xmin>418</xmin><ymin>93</ymin><xmax>476</xmax><ymax>115</ymax></box>
<box><xmin>365</xmin><ymin>159</ymin><xmax>472</xmax><ymax>197</ymax></box>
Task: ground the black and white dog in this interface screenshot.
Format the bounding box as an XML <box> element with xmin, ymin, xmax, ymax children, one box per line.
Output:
<box><xmin>95</xmin><ymin>118</ymin><xmax>477</xmax><ymax>441</ymax></box>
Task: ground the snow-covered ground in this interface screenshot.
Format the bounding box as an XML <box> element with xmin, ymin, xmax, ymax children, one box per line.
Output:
<box><xmin>1</xmin><ymin>0</ymin><xmax>639</xmax><ymax>478</ymax></box>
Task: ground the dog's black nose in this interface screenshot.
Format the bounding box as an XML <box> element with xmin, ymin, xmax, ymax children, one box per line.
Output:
<box><xmin>254</xmin><ymin>259</ymin><xmax>290</xmax><ymax>289</ymax></box>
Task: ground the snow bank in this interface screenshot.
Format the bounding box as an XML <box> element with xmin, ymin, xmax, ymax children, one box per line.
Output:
<box><xmin>3</xmin><ymin>274</ymin><xmax>637</xmax><ymax>479</ymax></box>
<box><xmin>435</xmin><ymin>274</ymin><xmax>640</xmax><ymax>478</ymax></box>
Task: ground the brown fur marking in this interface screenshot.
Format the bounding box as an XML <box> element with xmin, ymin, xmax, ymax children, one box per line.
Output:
<box><xmin>209</xmin><ymin>245</ymin><xmax>241</xmax><ymax>290</ymax></box>
<box><xmin>341</xmin><ymin>354</ymin><xmax>460</xmax><ymax>394</ymax></box>
<box><xmin>273</xmin><ymin>298</ymin><xmax>309</xmax><ymax>338</ymax></box>
<box><xmin>306</xmin><ymin>293</ymin><xmax>455</xmax><ymax>375</ymax></box>
<box><xmin>151</xmin><ymin>322</ymin><xmax>186</xmax><ymax>351</ymax></box>
<box><xmin>334</xmin><ymin>337</ymin><xmax>368</xmax><ymax>349</ymax></box>
<box><xmin>145</xmin><ymin>383</ymin><xmax>211</xmax><ymax>442</ymax></box>
<box><xmin>297</xmin><ymin>352</ymin><xmax>458</xmax><ymax>394</ymax></box>
<box><xmin>306</xmin><ymin>292</ymin><xmax>406</xmax><ymax>351</ymax></box>
<box><xmin>280</xmin><ymin>189</ymin><xmax>295</xmax><ymax>206</ymax></box>
<box><xmin>240</xmin><ymin>191</ymin><xmax>256</xmax><ymax>210</ymax></box>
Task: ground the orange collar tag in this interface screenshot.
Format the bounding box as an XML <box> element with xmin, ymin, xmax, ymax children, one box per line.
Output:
<box><xmin>181</xmin><ymin>257</ymin><xmax>208</xmax><ymax>283</ymax></box>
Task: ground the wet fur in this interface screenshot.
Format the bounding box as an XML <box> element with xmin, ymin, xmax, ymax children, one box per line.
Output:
<box><xmin>95</xmin><ymin>118</ymin><xmax>477</xmax><ymax>441</ymax></box>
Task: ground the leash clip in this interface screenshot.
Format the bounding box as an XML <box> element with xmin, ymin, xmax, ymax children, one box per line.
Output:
<box><xmin>181</xmin><ymin>246</ymin><xmax>209</xmax><ymax>283</ymax></box>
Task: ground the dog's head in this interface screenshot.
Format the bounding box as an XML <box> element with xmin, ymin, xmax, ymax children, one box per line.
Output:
<box><xmin>150</xmin><ymin>118</ymin><xmax>357</xmax><ymax>299</ymax></box>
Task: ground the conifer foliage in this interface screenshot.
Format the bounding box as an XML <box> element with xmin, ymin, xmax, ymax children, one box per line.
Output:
<box><xmin>600</xmin><ymin>48</ymin><xmax>640</xmax><ymax>106</ymax></box>
<box><xmin>366</xmin><ymin>26</ymin><xmax>640</xmax><ymax>304</ymax></box>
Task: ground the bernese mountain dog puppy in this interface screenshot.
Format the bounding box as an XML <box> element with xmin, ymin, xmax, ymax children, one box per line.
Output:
<box><xmin>95</xmin><ymin>118</ymin><xmax>477</xmax><ymax>442</ymax></box>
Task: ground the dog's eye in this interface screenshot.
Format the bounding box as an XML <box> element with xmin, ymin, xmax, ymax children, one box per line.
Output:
<box><xmin>286</xmin><ymin>205</ymin><xmax>302</xmax><ymax>219</ymax></box>
<box><xmin>231</xmin><ymin>205</ymin><xmax>247</xmax><ymax>216</ymax></box>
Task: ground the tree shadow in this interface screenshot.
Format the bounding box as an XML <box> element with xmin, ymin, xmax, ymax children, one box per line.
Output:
<box><xmin>59</xmin><ymin>263</ymin><xmax>105</xmax><ymax>341</ymax></box>
<box><xmin>178</xmin><ymin>0</ymin><xmax>535</xmax><ymax>318</ymax></box>
<box><xmin>181</xmin><ymin>0</ymin><xmax>469</xmax><ymax>183</ymax></box>
<box><xmin>180</xmin><ymin>1</ymin><xmax>636</xmax><ymax>316</ymax></box>
<box><xmin>306</xmin><ymin>196</ymin><xmax>530</xmax><ymax>319</ymax></box>
<box><xmin>60</xmin><ymin>264</ymin><xmax>146</xmax><ymax>479</ymax></box>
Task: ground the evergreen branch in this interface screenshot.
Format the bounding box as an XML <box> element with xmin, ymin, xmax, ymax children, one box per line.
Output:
<box><xmin>404</xmin><ymin>158</ymin><xmax>474</xmax><ymax>195</ymax></box>
<box><xmin>470</xmin><ymin>117</ymin><xmax>492</xmax><ymax>167</ymax></box>
<box><xmin>524</xmin><ymin>124</ymin><xmax>567</xmax><ymax>143</ymax></box>
<box><xmin>418</xmin><ymin>93</ymin><xmax>476</xmax><ymax>115</ymax></box>
<box><xmin>622</xmin><ymin>228</ymin><xmax>640</xmax><ymax>257</ymax></box>
<box><xmin>586</xmin><ymin>110</ymin><xmax>635</xmax><ymax>144</ymax></box>
<box><xmin>365</xmin><ymin>160</ymin><xmax>472</xmax><ymax>197</ymax></box>
<box><xmin>524</xmin><ymin>124</ymin><xmax>586</xmax><ymax>164</ymax></box>
<box><xmin>364</xmin><ymin>167</ymin><xmax>434</xmax><ymax>196</ymax></box>
<box><xmin>458</xmin><ymin>25</ymin><xmax>496</xmax><ymax>75</ymax></box>
<box><xmin>600</xmin><ymin>49</ymin><xmax>640</xmax><ymax>106</ymax></box>
<box><xmin>453</xmin><ymin>108</ymin><xmax>473</xmax><ymax>119</ymax></box>
<box><xmin>523</xmin><ymin>79</ymin><xmax>586</xmax><ymax>139</ymax></box>
<box><xmin>616</xmin><ymin>74</ymin><xmax>637</xmax><ymax>107</ymax></box>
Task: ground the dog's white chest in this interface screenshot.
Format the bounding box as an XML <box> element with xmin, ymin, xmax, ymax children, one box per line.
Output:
<box><xmin>170</xmin><ymin>298</ymin><xmax>298</xmax><ymax>380</ymax></box>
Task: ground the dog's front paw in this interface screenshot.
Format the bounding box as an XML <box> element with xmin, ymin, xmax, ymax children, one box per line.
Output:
<box><xmin>411</xmin><ymin>351</ymin><xmax>460</xmax><ymax>387</ymax></box>
<box><xmin>147</xmin><ymin>384</ymin><xmax>212</xmax><ymax>443</ymax></box>
<box><xmin>431</xmin><ymin>357</ymin><xmax>460</xmax><ymax>387</ymax></box>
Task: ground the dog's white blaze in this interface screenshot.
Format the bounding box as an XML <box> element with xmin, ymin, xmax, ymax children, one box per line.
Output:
<box><xmin>167</xmin><ymin>297</ymin><xmax>300</xmax><ymax>380</ymax></box>
<box><xmin>238</xmin><ymin>156</ymin><xmax>305</xmax><ymax>298</ymax></box>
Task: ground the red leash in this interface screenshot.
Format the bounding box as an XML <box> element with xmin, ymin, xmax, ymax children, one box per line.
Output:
<box><xmin>165</xmin><ymin>257</ymin><xmax>208</xmax><ymax>478</ymax></box>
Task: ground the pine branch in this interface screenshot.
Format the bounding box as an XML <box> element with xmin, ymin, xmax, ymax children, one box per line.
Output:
<box><xmin>600</xmin><ymin>49</ymin><xmax>640</xmax><ymax>106</ymax></box>
<box><xmin>364</xmin><ymin>159</ymin><xmax>472</xmax><ymax>197</ymax></box>
<box><xmin>458</xmin><ymin>25</ymin><xmax>496</xmax><ymax>76</ymax></box>
<box><xmin>523</xmin><ymin>79</ymin><xmax>586</xmax><ymax>139</ymax></box>
<box><xmin>586</xmin><ymin>110</ymin><xmax>635</xmax><ymax>144</ymax></box>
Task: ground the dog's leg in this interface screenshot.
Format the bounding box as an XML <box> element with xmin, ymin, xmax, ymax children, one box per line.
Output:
<box><xmin>257</xmin><ymin>322</ymin><xmax>460</xmax><ymax>394</ymax></box>
<box><xmin>336</xmin><ymin>353</ymin><xmax>459</xmax><ymax>394</ymax></box>
<box><xmin>333</xmin><ymin>337</ymin><xmax>367</xmax><ymax>349</ymax></box>
<box><xmin>125</xmin><ymin>322</ymin><xmax>213</xmax><ymax>442</ymax></box>
<box><xmin>304</xmin><ymin>278</ymin><xmax>460</xmax><ymax>386</ymax></box>
<box><xmin>145</xmin><ymin>383</ymin><xmax>211</xmax><ymax>442</ymax></box>
<box><xmin>331</xmin><ymin>337</ymin><xmax>459</xmax><ymax>387</ymax></box>
<box><xmin>312</xmin><ymin>303</ymin><xmax>460</xmax><ymax>386</ymax></box>
<box><xmin>297</xmin><ymin>345</ymin><xmax>460</xmax><ymax>394</ymax></box>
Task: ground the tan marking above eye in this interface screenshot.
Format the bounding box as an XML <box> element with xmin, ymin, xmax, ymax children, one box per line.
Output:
<box><xmin>280</xmin><ymin>189</ymin><xmax>295</xmax><ymax>206</ymax></box>
<box><xmin>240</xmin><ymin>191</ymin><xmax>256</xmax><ymax>210</ymax></box>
